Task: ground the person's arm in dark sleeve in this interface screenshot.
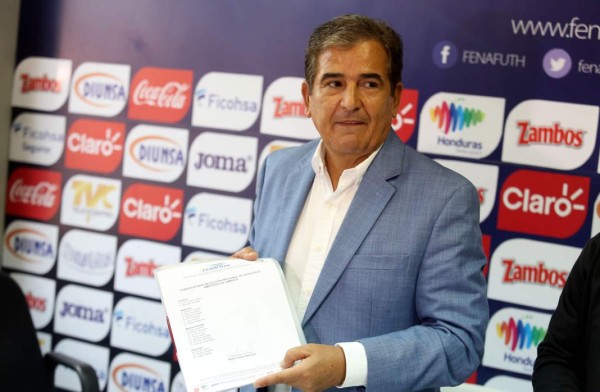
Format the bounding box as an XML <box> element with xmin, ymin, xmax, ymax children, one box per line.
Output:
<box><xmin>532</xmin><ymin>235</ymin><xmax>599</xmax><ymax>391</ymax></box>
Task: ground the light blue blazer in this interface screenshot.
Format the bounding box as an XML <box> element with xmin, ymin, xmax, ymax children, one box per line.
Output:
<box><xmin>249</xmin><ymin>131</ymin><xmax>489</xmax><ymax>392</ymax></box>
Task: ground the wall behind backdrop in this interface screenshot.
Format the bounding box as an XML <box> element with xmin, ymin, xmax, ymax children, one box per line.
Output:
<box><xmin>4</xmin><ymin>1</ymin><xmax>600</xmax><ymax>391</ymax></box>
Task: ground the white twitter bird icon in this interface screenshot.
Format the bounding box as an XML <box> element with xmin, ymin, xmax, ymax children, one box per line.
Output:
<box><xmin>550</xmin><ymin>57</ymin><xmax>566</xmax><ymax>71</ymax></box>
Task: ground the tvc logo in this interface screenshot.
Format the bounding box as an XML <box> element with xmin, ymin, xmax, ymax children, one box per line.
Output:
<box><xmin>498</xmin><ymin>170</ymin><xmax>589</xmax><ymax>238</ymax></box>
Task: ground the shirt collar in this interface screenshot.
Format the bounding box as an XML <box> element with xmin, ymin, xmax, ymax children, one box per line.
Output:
<box><xmin>311</xmin><ymin>141</ymin><xmax>383</xmax><ymax>188</ymax></box>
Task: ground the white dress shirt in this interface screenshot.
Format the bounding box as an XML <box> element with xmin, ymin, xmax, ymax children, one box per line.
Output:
<box><xmin>282</xmin><ymin>141</ymin><xmax>381</xmax><ymax>389</ymax></box>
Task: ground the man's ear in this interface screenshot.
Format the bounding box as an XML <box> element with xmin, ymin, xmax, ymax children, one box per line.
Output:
<box><xmin>301</xmin><ymin>80</ymin><xmax>311</xmax><ymax>117</ymax></box>
<box><xmin>392</xmin><ymin>82</ymin><xmax>403</xmax><ymax>118</ymax></box>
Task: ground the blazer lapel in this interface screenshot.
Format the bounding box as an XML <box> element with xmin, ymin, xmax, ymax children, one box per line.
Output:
<box><xmin>302</xmin><ymin>132</ymin><xmax>406</xmax><ymax>325</ymax></box>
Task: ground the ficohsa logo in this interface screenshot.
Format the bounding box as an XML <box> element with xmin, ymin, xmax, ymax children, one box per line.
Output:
<box><xmin>183</xmin><ymin>193</ymin><xmax>253</xmax><ymax>253</ymax></box>
<box><xmin>110</xmin><ymin>297</ymin><xmax>170</xmax><ymax>356</ymax></box>
<box><xmin>68</xmin><ymin>62</ymin><xmax>130</xmax><ymax>117</ymax></box>
<box><xmin>122</xmin><ymin>124</ymin><xmax>188</xmax><ymax>183</ymax></box>
<box><xmin>187</xmin><ymin>132</ymin><xmax>257</xmax><ymax>192</ymax></box>
<box><xmin>118</xmin><ymin>184</ymin><xmax>183</xmax><ymax>241</ymax></box>
<box><xmin>502</xmin><ymin>99</ymin><xmax>599</xmax><ymax>170</ymax></box>
<box><xmin>2</xmin><ymin>220</ymin><xmax>58</xmax><ymax>275</ymax></box>
<box><xmin>417</xmin><ymin>92</ymin><xmax>505</xmax><ymax>159</ymax></box>
<box><xmin>483</xmin><ymin>307</ymin><xmax>550</xmax><ymax>375</ymax></box>
<box><xmin>487</xmin><ymin>238</ymin><xmax>579</xmax><ymax>310</ymax></box>
<box><xmin>260</xmin><ymin>77</ymin><xmax>319</xmax><ymax>140</ymax></box>
<box><xmin>108</xmin><ymin>353</ymin><xmax>171</xmax><ymax>392</ymax></box>
<box><xmin>9</xmin><ymin>113</ymin><xmax>65</xmax><ymax>166</ymax></box>
<box><xmin>192</xmin><ymin>72</ymin><xmax>263</xmax><ymax>131</ymax></box>
<box><xmin>498</xmin><ymin>169</ymin><xmax>589</xmax><ymax>238</ymax></box>
<box><xmin>12</xmin><ymin>57</ymin><xmax>72</xmax><ymax>111</ymax></box>
<box><xmin>65</xmin><ymin>118</ymin><xmax>125</xmax><ymax>174</ymax></box>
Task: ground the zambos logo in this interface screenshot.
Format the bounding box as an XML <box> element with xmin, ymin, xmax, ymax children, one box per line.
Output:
<box><xmin>496</xmin><ymin>317</ymin><xmax>546</xmax><ymax>352</ymax></box>
<box><xmin>430</xmin><ymin>101</ymin><xmax>485</xmax><ymax>134</ymax></box>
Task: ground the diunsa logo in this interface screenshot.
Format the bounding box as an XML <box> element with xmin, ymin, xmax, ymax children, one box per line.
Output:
<box><xmin>68</xmin><ymin>62</ymin><xmax>130</xmax><ymax>117</ymax></box>
<box><xmin>498</xmin><ymin>169</ymin><xmax>589</xmax><ymax>238</ymax></box>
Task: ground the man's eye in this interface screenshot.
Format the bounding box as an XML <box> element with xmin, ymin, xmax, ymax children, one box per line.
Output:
<box><xmin>327</xmin><ymin>81</ymin><xmax>342</xmax><ymax>88</ymax></box>
<box><xmin>364</xmin><ymin>81</ymin><xmax>379</xmax><ymax>88</ymax></box>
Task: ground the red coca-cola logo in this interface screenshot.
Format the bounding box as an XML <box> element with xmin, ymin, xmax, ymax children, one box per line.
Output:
<box><xmin>128</xmin><ymin>67</ymin><xmax>193</xmax><ymax>123</ymax></box>
<box><xmin>118</xmin><ymin>183</ymin><xmax>183</xmax><ymax>241</ymax></box>
<box><xmin>392</xmin><ymin>88</ymin><xmax>419</xmax><ymax>143</ymax></box>
<box><xmin>497</xmin><ymin>169</ymin><xmax>589</xmax><ymax>238</ymax></box>
<box><xmin>6</xmin><ymin>168</ymin><xmax>62</xmax><ymax>221</ymax></box>
<box><xmin>65</xmin><ymin>119</ymin><xmax>124</xmax><ymax>174</ymax></box>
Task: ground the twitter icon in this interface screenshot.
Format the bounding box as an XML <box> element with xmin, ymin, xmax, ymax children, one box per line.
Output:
<box><xmin>543</xmin><ymin>48</ymin><xmax>572</xmax><ymax>78</ymax></box>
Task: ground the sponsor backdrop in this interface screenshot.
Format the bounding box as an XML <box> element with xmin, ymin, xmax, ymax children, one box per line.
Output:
<box><xmin>3</xmin><ymin>0</ymin><xmax>600</xmax><ymax>391</ymax></box>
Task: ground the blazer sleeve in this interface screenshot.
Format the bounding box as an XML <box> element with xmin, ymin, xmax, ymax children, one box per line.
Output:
<box><xmin>359</xmin><ymin>182</ymin><xmax>489</xmax><ymax>391</ymax></box>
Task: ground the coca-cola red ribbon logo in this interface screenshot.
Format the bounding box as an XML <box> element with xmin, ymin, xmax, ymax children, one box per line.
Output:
<box><xmin>497</xmin><ymin>169</ymin><xmax>589</xmax><ymax>239</ymax></box>
<box><xmin>128</xmin><ymin>67</ymin><xmax>193</xmax><ymax>123</ymax></box>
<box><xmin>6</xmin><ymin>168</ymin><xmax>62</xmax><ymax>221</ymax></box>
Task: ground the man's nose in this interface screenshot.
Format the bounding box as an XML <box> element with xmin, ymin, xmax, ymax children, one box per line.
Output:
<box><xmin>340</xmin><ymin>86</ymin><xmax>360</xmax><ymax>111</ymax></box>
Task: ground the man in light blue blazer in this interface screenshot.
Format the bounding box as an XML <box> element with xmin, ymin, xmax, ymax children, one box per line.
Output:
<box><xmin>235</xmin><ymin>14</ymin><xmax>488</xmax><ymax>392</ymax></box>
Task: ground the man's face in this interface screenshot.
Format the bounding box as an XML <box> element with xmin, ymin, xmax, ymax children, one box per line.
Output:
<box><xmin>302</xmin><ymin>40</ymin><xmax>402</xmax><ymax>167</ymax></box>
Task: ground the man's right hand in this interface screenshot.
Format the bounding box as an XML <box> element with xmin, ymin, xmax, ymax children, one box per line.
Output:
<box><xmin>231</xmin><ymin>247</ymin><xmax>259</xmax><ymax>261</ymax></box>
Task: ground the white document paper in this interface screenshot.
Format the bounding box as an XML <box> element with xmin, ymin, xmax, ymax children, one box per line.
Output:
<box><xmin>155</xmin><ymin>258</ymin><xmax>306</xmax><ymax>392</ymax></box>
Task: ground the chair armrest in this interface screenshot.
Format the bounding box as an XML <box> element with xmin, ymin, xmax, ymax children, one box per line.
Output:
<box><xmin>44</xmin><ymin>351</ymin><xmax>100</xmax><ymax>392</ymax></box>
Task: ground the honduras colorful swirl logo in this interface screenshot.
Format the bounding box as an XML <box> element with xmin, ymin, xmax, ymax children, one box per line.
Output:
<box><xmin>496</xmin><ymin>317</ymin><xmax>546</xmax><ymax>352</ymax></box>
<box><xmin>430</xmin><ymin>101</ymin><xmax>485</xmax><ymax>134</ymax></box>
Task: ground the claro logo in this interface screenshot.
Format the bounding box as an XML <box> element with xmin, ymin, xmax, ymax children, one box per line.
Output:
<box><xmin>65</xmin><ymin>119</ymin><xmax>124</xmax><ymax>174</ymax></box>
<box><xmin>498</xmin><ymin>170</ymin><xmax>589</xmax><ymax>238</ymax></box>
<box><xmin>118</xmin><ymin>183</ymin><xmax>183</xmax><ymax>241</ymax></box>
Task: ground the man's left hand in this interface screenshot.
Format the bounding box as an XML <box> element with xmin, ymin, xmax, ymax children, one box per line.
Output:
<box><xmin>254</xmin><ymin>344</ymin><xmax>346</xmax><ymax>392</ymax></box>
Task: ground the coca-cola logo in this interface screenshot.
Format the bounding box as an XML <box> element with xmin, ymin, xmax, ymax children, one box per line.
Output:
<box><xmin>133</xmin><ymin>80</ymin><xmax>188</xmax><ymax>109</ymax></box>
<box><xmin>65</xmin><ymin>119</ymin><xmax>124</xmax><ymax>174</ymax></box>
<box><xmin>6</xmin><ymin>168</ymin><xmax>62</xmax><ymax>221</ymax></box>
<box><xmin>128</xmin><ymin>67</ymin><xmax>193</xmax><ymax>123</ymax></box>
<box><xmin>118</xmin><ymin>183</ymin><xmax>183</xmax><ymax>241</ymax></box>
<box><xmin>498</xmin><ymin>169</ymin><xmax>589</xmax><ymax>238</ymax></box>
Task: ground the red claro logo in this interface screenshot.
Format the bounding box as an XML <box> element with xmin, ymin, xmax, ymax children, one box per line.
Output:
<box><xmin>118</xmin><ymin>183</ymin><xmax>183</xmax><ymax>241</ymax></box>
<box><xmin>65</xmin><ymin>119</ymin><xmax>124</xmax><ymax>174</ymax></box>
<box><xmin>128</xmin><ymin>67</ymin><xmax>193</xmax><ymax>123</ymax></box>
<box><xmin>392</xmin><ymin>88</ymin><xmax>418</xmax><ymax>143</ymax></box>
<box><xmin>498</xmin><ymin>170</ymin><xmax>589</xmax><ymax>238</ymax></box>
<box><xmin>6</xmin><ymin>168</ymin><xmax>62</xmax><ymax>221</ymax></box>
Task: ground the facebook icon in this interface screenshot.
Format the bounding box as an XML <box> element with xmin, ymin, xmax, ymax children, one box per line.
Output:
<box><xmin>433</xmin><ymin>41</ymin><xmax>458</xmax><ymax>69</ymax></box>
